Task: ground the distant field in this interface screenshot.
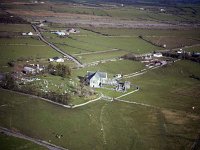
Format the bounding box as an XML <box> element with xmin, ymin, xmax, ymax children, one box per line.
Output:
<box><xmin>0</xmin><ymin>23</ymin><xmax>34</xmax><ymax>32</ymax></box>
<box><xmin>0</xmin><ymin>37</ymin><xmax>61</xmax><ymax>72</ymax></box>
<box><xmin>2</xmin><ymin>2</ymin><xmax>200</xmax><ymax>23</ymax></box>
<box><xmin>144</xmin><ymin>36</ymin><xmax>200</xmax><ymax>49</ymax></box>
<box><xmin>76</xmin><ymin>50</ymin><xmax>129</xmax><ymax>63</ymax></box>
<box><xmin>183</xmin><ymin>45</ymin><xmax>200</xmax><ymax>52</ymax></box>
<box><xmin>44</xmin><ymin>30</ymin><xmax>161</xmax><ymax>56</ymax></box>
<box><xmin>0</xmin><ymin>132</ymin><xmax>46</xmax><ymax>150</ymax></box>
<box><xmin>73</xmin><ymin>60</ymin><xmax>145</xmax><ymax>78</ymax></box>
<box><xmin>123</xmin><ymin>60</ymin><xmax>200</xmax><ymax>113</ymax></box>
<box><xmin>91</xmin><ymin>28</ymin><xmax>200</xmax><ymax>37</ymax></box>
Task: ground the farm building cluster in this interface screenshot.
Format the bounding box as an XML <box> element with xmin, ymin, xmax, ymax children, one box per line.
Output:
<box><xmin>85</xmin><ymin>71</ymin><xmax>131</xmax><ymax>92</ymax></box>
<box><xmin>52</xmin><ymin>28</ymin><xmax>80</xmax><ymax>37</ymax></box>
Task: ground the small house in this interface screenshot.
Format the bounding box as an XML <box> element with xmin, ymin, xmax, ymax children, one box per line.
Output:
<box><xmin>113</xmin><ymin>74</ymin><xmax>122</xmax><ymax>79</ymax></box>
<box><xmin>160</xmin><ymin>8</ymin><xmax>166</xmax><ymax>12</ymax></box>
<box><xmin>22</xmin><ymin>33</ymin><xmax>27</xmax><ymax>36</ymax></box>
<box><xmin>48</xmin><ymin>57</ymin><xmax>64</xmax><ymax>62</ymax></box>
<box><xmin>153</xmin><ymin>53</ymin><xmax>163</xmax><ymax>58</ymax></box>
<box><xmin>86</xmin><ymin>71</ymin><xmax>107</xmax><ymax>88</ymax></box>
<box><xmin>27</xmin><ymin>32</ymin><xmax>33</xmax><ymax>36</ymax></box>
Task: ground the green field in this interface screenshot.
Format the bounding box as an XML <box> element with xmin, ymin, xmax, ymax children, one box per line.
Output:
<box><xmin>183</xmin><ymin>45</ymin><xmax>200</xmax><ymax>52</ymax></box>
<box><xmin>0</xmin><ymin>23</ymin><xmax>34</xmax><ymax>32</ymax></box>
<box><xmin>0</xmin><ymin>2</ymin><xmax>200</xmax><ymax>149</ymax></box>
<box><xmin>44</xmin><ymin>29</ymin><xmax>161</xmax><ymax>56</ymax></box>
<box><xmin>73</xmin><ymin>60</ymin><xmax>145</xmax><ymax>78</ymax></box>
<box><xmin>0</xmin><ymin>132</ymin><xmax>47</xmax><ymax>150</ymax></box>
<box><xmin>122</xmin><ymin>60</ymin><xmax>200</xmax><ymax>113</ymax></box>
<box><xmin>0</xmin><ymin>37</ymin><xmax>61</xmax><ymax>72</ymax></box>
<box><xmin>2</xmin><ymin>2</ymin><xmax>200</xmax><ymax>22</ymax></box>
<box><xmin>76</xmin><ymin>50</ymin><xmax>129</xmax><ymax>63</ymax></box>
<box><xmin>0</xmin><ymin>60</ymin><xmax>199</xmax><ymax>150</ymax></box>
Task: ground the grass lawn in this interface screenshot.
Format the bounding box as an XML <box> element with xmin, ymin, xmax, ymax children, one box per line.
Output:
<box><xmin>71</xmin><ymin>35</ymin><xmax>161</xmax><ymax>54</ymax></box>
<box><xmin>183</xmin><ymin>45</ymin><xmax>200</xmax><ymax>52</ymax></box>
<box><xmin>43</xmin><ymin>29</ymin><xmax>161</xmax><ymax>55</ymax></box>
<box><xmin>0</xmin><ymin>132</ymin><xmax>47</xmax><ymax>150</ymax></box>
<box><xmin>122</xmin><ymin>60</ymin><xmax>200</xmax><ymax>113</ymax></box>
<box><xmin>90</xmin><ymin>28</ymin><xmax>200</xmax><ymax>37</ymax></box>
<box><xmin>73</xmin><ymin>60</ymin><xmax>145</xmax><ymax>78</ymax></box>
<box><xmin>0</xmin><ymin>87</ymin><xmax>198</xmax><ymax>150</ymax></box>
<box><xmin>0</xmin><ymin>23</ymin><xmax>34</xmax><ymax>32</ymax></box>
<box><xmin>144</xmin><ymin>36</ymin><xmax>200</xmax><ymax>49</ymax></box>
<box><xmin>76</xmin><ymin>50</ymin><xmax>129</xmax><ymax>63</ymax></box>
<box><xmin>0</xmin><ymin>37</ymin><xmax>61</xmax><ymax>72</ymax></box>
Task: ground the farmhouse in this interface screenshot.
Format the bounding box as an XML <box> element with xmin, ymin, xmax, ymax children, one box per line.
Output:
<box><xmin>27</xmin><ymin>32</ymin><xmax>33</xmax><ymax>36</ymax></box>
<box><xmin>86</xmin><ymin>71</ymin><xmax>107</xmax><ymax>88</ymax></box>
<box><xmin>48</xmin><ymin>57</ymin><xmax>64</xmax><ymax>62</ymax></box>
<box><xmin>153</xmin><ymin>53</ymin><xmax>163</xmax><ymax>57</ymax></box>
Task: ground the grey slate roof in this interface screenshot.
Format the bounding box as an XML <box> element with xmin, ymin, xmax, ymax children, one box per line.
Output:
<box><xmin>87</xmin><ymin>71</ymin><xmax>107</xmax><ymax>79</ymax></box>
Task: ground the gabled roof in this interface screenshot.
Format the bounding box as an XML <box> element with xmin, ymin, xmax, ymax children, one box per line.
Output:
<box><xmin>87</xmin><ymin>71</ymin><xmax>107</xmax><ymax>80</ymax></box>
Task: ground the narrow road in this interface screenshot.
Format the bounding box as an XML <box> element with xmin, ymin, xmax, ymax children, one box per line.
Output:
<box><xmin>0</xmin><ymin>126</ymin><xmax>68</xmax><ymax>150</ymax></box>
<box><xmin>32</xmin><ymin>25</ymin><xmax>83</xmax><ymax>67</ymax></box>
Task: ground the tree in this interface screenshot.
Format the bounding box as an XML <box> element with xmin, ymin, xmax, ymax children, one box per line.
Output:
<box><xmin>1</xmin><ymin>74</ymin><xmax>17</xmax><ymax>90</ymax></box>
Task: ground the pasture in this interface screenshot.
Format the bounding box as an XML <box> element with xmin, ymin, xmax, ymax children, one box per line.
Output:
<box><xmin>43</xmin><ymin>28</ymin><xmax>161</xmax><ymax>57</ymax></box>
<box><xmin>0</xmin><ymin>60</ymin><xmax>199</xmax><ymax>150</ymax></box>
<box><xmin>0</xmin><ymin>37</ymin><xmax>61</xmax><ymax>72</ymax></box>
<box><xmin>121</xmin><ymin>60</ymin><xmax>200</xmax><ymax>113</ymax></box>
<box><xmin>0</xmin><ymin>132</ymin><xmax>46</xmax><ymax>150</ymax></box>
<box><xmin>73</xmin><ymin>59</ymin><xmax>145</xmax><ymax>78</ymax></box>
<box><xmin>0</xmin><ymin>23</ymin><xmax>34</xmax><ymax>33</ymax></box>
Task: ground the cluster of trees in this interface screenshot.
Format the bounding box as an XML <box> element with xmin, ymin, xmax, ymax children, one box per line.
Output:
<box><xmin>0</xmin><ymin>74</ymin><xmax>17</xmax><ymax>90</ymax></box>
<box><xmin>121</xmin><ymin>53</ymin><xmax>144</xmax><ymax>61</ymax></box>
<box><xmin>47</xmin><ymin>63</ymin><xmax>71</xmax><ymax>77</ymax></box>
<box><xmin>0</xmin><ymin>13</ymin><xmax>29</xmax><ymax>24</ymax></box>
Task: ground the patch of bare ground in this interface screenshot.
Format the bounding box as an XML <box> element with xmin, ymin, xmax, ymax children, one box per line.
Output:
<box><xmin>162</xmin><ymin>109</ymin><xmax>200</xmax><ymax>125</ymax></box>
<box><xmin>7</xmin><ymin>10</ymin><xmax>198</xmax><ymax>29</ymax></box>
<box><xmin>6</xmin><ymin>9</ymin><xmax>108</xmax><ymax>19</ymax></box>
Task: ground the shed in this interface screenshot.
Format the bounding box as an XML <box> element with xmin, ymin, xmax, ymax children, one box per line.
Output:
<box><xmin>48</xmin><ymin>57</ymin><xmax>64</xmax><ymax>62</ymax></box>
<box><xmin>153</xmin><ymin>53</ymin><xmax>163</xmax><ymax>58</ymax></box>
<box><xmin>27</xmin><ymin>32</ymin><xmax>33</xmax><ymax>36</ymax></box>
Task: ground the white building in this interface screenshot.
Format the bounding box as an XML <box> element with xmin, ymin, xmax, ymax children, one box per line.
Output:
<box><xmin>22</xmin><ymin>33</ymin><xmax>27</xmax><ymax>36</ymax></box>
<box><xmin>160</xmin><ymin>8</ymin><xmax>166</xmax><ymax>12</ymax></box>
<box><xmin>55</xmin><ymin>31</ymin><xmax>65</xmax><ymax>36</ymax></box>
<box><xmin>48</xmin><ymin>57</ymin><xmax>64</xmax><ymax>62</ymax></box>
<box><xmin>27</xmin><ymin>32</ymin><xmax>33</xmax><ymax>36</ymax></box>
<box><xmin>153</xmin><ymin>53</ymin><xmax>163</xmax><ymax>58</ymax></box>
<box><xmin>86</xmin><ymin>71</ymin><xmax>107</xmax><ymax>88</ymax></box>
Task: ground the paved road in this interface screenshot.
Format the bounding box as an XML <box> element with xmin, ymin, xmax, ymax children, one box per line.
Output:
<box><xmin>32</xmin><ymin>25</ymin><xmax>83</xmax><ymax>67</ymax></box>
<box><xmin>0</xmin><ymin>126</ymin><xmax>68</xmax><ymax>150</ymax></box>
